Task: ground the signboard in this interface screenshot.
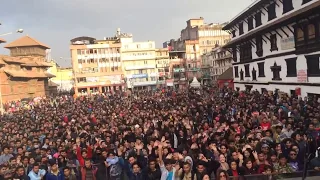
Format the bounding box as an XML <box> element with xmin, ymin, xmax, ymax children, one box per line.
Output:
<box><xmin>297</xmin><ymin>69</ymin><xmax>308</xmax><ymax>83</ymax></box>
<box><xmin>132</xmin><ymin>74</ymin><xmax>148</xmax><ymax>78</ymax></box>
<box><xmin>100</xmin><ymin>75</ymin><xmax>124</xmax><ymax>84</ymax></box>
<box><xmin>281</xmin><ymin>36</ymin><xmax>295</xmax><ymax>50</ymax></box>
<box><xmin>86</xmin><ymin>77</ymin><xmax>99</xmax><ymax>82</ymax></box>
<box><xmin>166</xmin><ymin>79</ymin><xmax>174</xmax><ymax>86</ymax></box>
<box><xmin>173</xmin><ymin>68</ymin><xmax>185</xmax><ymax>72</ymax></box>
<box><xmin>149</xmin><ymin>72</ymin><xmax>158</xmax><ymax>77</ymax></box>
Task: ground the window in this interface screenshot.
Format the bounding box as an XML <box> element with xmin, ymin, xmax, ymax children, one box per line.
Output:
<box><xmin>137</xmin><ymin>44</ymin><xmax>141</xmax><ymax>49</ymax></box>
<box><xmin>232</xmin><ymin>30</ymin><xmax>236</xmax><ymax>38</ymax></box>
<box><xmin>302</xmin><ymin>0</ymin><xmax>313</xmax><ymax>4</ymax></box>
<box><xmin>240</xmin><ymin>42</ymin><xmax>252</xmax><ymax>62</ymax></box>
<box><xmin>270</xmin><ymin>34</ymin><xmax>278</xmax><ymax>51</ymax></box>
<box><xmin>234</xmin><ymin>66</ymin><xmax>239</xmax><ymax>77</ymax></box>
<box><xmin>255</xmin><ymin>12</ymin><xmax>262</xmax><ymax>27</ymax></box>
<box><xmin>283</xmin><ymin>0</ymin><xmax>293</xmax><ymax>14</ymax></box>
<box><xmin>285</xmin><ymin>57</ymin><xmax>297</xmax><ymax>77</ymax></box>
<box><xmin>232</xmin><ymin>47</ymin><xmax>237</xmax><ymax>62</ymax></box>
<box><xmin>77</xmin><ymin>50</ymin><xmax>81</xmax><ymax>55</ymax></box>
<box><xmin>256</xmin><ymin>36</ymin><xmax>263</xmax><ymax>57</ymax></box>
<box><xmin>240</xmin><ymin>69</ymin><xmax>244</xmax><ymax>80</ymax></box>
<box><xmin>244</xmin><ymin>64</ymin><xmax>250</xmax><ymax>77</ymax></box>
<box><xmin>297</xmin><ymin>28</ymin><xmax>305</xmax><ymax>42</ymax></box>
<box><xmin>124</xmin><ymin>45</ymin><xmax>128</xmax><ymax>49</ymax></box>
<box><xmin>306</xmin><ymin>55</ymin><xmax>320</xmax><ymax>76</ymax></box>
<box><xmin>268</xmin><ymin>3</ymin><xmax>276</xmax><ymax>21</ymax></box>
<box><xmin>308</xmin><ymin>24</ymin><xmax>315</xmax><ymax>39</ymax></box>
<box><xmin>252</xmin><ymin>68</ymin><xmax>257</xmax><ymax>81</ymax></box>
<box><xmin>239</xmin><ymin>22</ymin><xmax>244</xmax><ymax>35</ymax></box>
<box><xmin>270</xmin><ymin>62</ymin><xmax>282</xmax><ymax>80</ymax></box>
<box><xmin>149</xmin><ymin>43</ymin><xmax>153</xmax><ymax>48</ymax></box>
<box><xmin>248</xmin><ymin>17</ymin><xmax>254</xmax><ymax>31</ymax></box>
<box><xmin>257</xmin><ymin>62</ymin><xmax>265</xmax><ymax>77</ymax></box>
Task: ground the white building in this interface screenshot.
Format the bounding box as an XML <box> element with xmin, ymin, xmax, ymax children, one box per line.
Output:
<box><xmin>201</xmin><ymin>46</ymin><xmax>232</xmax><ymax>84</ymax></box>
<box><xmin>223</xmin><ymin>0</ymin><xmax>320</xmax><ymax>97</ymax></box>
<box><xmin>210</xmin><ymin>46</ymin><xmax>233</xmax><ymax>81</ymax></box>
<box><xmin>120</xmin><ymin>36</ymin><xmax>157</xmax><ymax>90</ymax></box>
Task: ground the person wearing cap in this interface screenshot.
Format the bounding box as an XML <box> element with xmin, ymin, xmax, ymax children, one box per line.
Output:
<box><xmin>45</xmin><ymin>161</ymin><xmax>63</xmax><ymax>180</ymax></box>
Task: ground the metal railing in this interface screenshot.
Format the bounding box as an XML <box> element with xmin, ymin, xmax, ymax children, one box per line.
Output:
<box><xmin>228</xmin><ymin>170</ymin><xmax>320</xmax><ymax>180</ymax></box>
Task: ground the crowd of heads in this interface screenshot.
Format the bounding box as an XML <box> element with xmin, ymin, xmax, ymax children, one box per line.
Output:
<box><xmin>0</xmin><ymin>87</ymin><xmax>320</xmax><ymax>180</ymax></box>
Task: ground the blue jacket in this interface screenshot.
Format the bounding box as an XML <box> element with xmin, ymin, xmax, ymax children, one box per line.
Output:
<box><xmin>28</xmin><ymin>169</ymin><xmax>46</xmax><ymax>180</ymax></box>
<box><xmin>45</xmin><ymin>171</ymin><xmax>64</xmax><ymax>180</ymax></box>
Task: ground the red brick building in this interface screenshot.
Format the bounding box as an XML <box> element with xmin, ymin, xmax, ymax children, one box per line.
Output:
<box><xmin>0</xmin><ymin>36</ymin><xmax>54</xmax><ymax>103</ymax></box>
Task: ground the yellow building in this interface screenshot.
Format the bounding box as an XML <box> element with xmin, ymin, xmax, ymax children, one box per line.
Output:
<box><xmin>47</xmin><ymin>61</ymin><xmax>74</xmax><ymax>91</ymax></box>
<box><xmin>69</xmin><ymin>34</ymin><xmax>124</xmax><ymax>95</ymax></box>
<box><xmin>121</xmin><ymin>35</ymin><xmax>157</xmax><ymax>90</ymax></box>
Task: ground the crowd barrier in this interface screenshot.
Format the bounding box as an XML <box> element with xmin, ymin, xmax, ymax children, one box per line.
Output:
<box><xmin>228</xmin><ymin>170</ymin><xmax>320</xmax><ymax>180</ymax></box>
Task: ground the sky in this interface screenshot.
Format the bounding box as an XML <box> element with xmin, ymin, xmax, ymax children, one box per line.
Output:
<box><xmin>0</xmin><ymin>0</ymin><xmax>254</xmax><ymax>67</ymax></box>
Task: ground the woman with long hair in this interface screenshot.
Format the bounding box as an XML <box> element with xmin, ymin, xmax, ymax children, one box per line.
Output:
<box><xmin>216</xmin><ymin>170</ymin><xmax>229</xmax><ymax>180</ymax></box>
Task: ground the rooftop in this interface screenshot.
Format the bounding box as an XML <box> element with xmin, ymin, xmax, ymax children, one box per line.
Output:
<box><xmin>0</xmin><ymin>55</ymin><xmax>52</xmax><ymax>67</ymax></box>
<box><xmin>0</xmin><ymin>38</ymin><xmax>6</xmax><ymax>43</ymax></box>
<box><xmin>4</xmin><ymin>35</ymin><xmax>50</xmax><ymax>49</ymax></box>
<box><xmin>217</xmin><ymin>67</ymin><xmax>233</xmax><ymax>80</ymax></box>
<box><xmin>223</xmin><ymin>0</ymin><xmax>269</xmax><ymax>30</ymax></box>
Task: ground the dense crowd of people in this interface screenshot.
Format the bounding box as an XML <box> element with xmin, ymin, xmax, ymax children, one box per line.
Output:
<box><xmin>0</xmin><ymin>87</ymin><xmax>320</xmax><ymax>180</ymax></box>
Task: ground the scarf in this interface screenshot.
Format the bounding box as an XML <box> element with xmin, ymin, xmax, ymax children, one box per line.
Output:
<box><xmin>106</xmin><ymin>156</ymin><xmax>119</xmax><ymax>165</ymax></box>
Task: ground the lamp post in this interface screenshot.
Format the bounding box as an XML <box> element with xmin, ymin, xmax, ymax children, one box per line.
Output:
<box><xmin>0</xmin><ymin>29</ymin><xmax>24</xmax><ymax>37</ymax></box>
<box><xmin>0</xmin><ymin>28</ymin><xmax>24</xmax><ymax>114</ymax></box>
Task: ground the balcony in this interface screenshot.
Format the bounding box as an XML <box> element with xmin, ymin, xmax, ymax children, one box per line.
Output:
<box><xmin>186</xmin><ymin>59</ymin><xmax>201</xmax><ymax>63</ymax></box>
<box><xmin>187</xmin><ymin>68</ymin><xmax>201</xmax><ymax>72</ymax></box>
<box><xmin>201</xmin><ymin>64</ymin><xmax>211</xmax><ymax>69</ymax></box>
<box><xmin>125</xmin><ymin>65</ymin><xmax>155</xmax><ymax>70</ymax></box>
<box><xmin>202</xmin><ymin>73</ymin><xmax>211</xmax><ymax>79</ymax></box>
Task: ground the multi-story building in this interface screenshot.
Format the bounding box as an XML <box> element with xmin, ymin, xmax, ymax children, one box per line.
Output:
<box><xmin>169</xmin><ymin>17</ymin><xmax>230</xmax><ymax>84</ymax></box>
<box><xmin>121</xmin><ymin>37</ymin><xmax>157</xmax><ymax>90</ymax></box>
<box><xmin>47</xmin><ymin>61</ymin><xmax>74</xmax><ymax>91</ymax></box>
<box><xmin>223</xmin><ymin>0</ymin><xmax>320</xmax><ymax>97</ymax></box>
<box><xmin>1</xmin><ymin>36</ymin><xmax>53</xmax><ymax>104</ymax></box>
<box><xmin>210</xmin><ymin>46</ymin><xmax>233</xmax><ymax>81</ymax></box>
<box><xmin>169</xmin><ymin>51</ymin><xmax>187</xmax><ymax>89</ymax></box>
<box><xmin>201</xmin><ymin>45</ymin><xmax>233</xmax><ymax>85</ymax></box>
<box><xmin>201</xmin><ymin>52</ymin><xmax>213</xmax><ymax>85</ymax></box>
<box><xmin>155</xmin><ymin>48</ymin><xmax>170</xmax><ymax>86</ymax></box>
<box><xmin>185</xmin><ymin>40</ymin><xmax>201</xmax><ymax>83</ymax></box>
<box><xmin>70</xmin><ymin>35</ymin><xmax>124</xmax><ymax>95</ymax></box>
<box><xmin>181</xmin><ymin>17</ymin><xmax>231</xmax><ymax>54</ymax></box>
